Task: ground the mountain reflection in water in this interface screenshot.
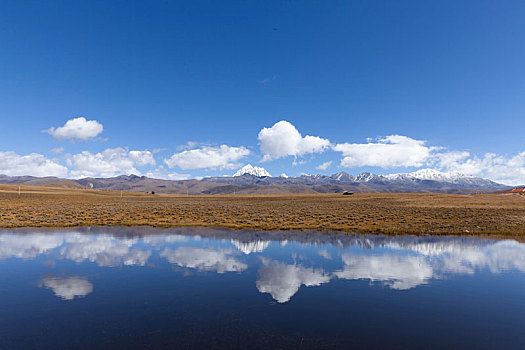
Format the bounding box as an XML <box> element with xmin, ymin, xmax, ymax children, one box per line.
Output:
<box><xmin>1</xmin><ymin>227</ymin><xmax>525</xmax><ymax>303</ymax></box>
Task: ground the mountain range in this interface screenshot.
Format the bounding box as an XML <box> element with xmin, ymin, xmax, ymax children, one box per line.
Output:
<box><xmin>0</xmin><ymin>166</ymin><xmax>514</xmax><ymax>194</ymax></box>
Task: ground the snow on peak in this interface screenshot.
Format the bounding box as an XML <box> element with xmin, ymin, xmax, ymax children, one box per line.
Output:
<box><xmin>386</xmin><ymin>168</ymin><xmax>474</xmax><ymax>182</ymax></box>
<box><xmin>332</xmin><ymin>171</ymin><xmax>353</xmax><ymax>181</ymax></box>
<box><xmin>233</xmin><ymin>164</ymin><xmax>271</xmax><ymax>177</ymax></box>
<box><xmin>280</xmin><ymin>173</ymin><xmax>289</xmax><ymax>178</ymax></box>
<box><xmin>356</xmin><ymin>172</ymin><xmax>382</xmax><ymax>182</ymax></box>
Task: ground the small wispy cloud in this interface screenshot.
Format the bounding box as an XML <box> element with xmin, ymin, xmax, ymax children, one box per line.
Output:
<box><xmin>152</xmin><ymin>148</ymin><xmax>168</xmax><ymax>154</ymax></box>
<box><xmin>259</xmin><ymin>75</ymin><xmax>277</xmax><ymax>84</ymax></box>
<box><xmin>316</xmin><ymin>161</ymin><xmax>332</xmax><ymax>170</ymax></box>
<box><xmin>176</xmin><ymin>141</ymin><xmax>200</xmax><ymax>151</ymax></box>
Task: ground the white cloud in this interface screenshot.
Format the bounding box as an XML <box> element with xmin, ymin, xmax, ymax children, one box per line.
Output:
<box><xmin>259</xmin><ymin>75</ymin><xmax>277</xmax><ymax>84</ymax></box>
<box><xmin>160</xmin><ymin>247</ymin><xmax>247</xmax><ymax>273</ymax></box>
<box><xmin>41</xmin><ymin>276</ymin><xmax>93</xmax><ymax>300</ymax></box>
<box><xmin>316</xmin><ymin>161</ymin><xmax>332</xmax><ymax>171</ymax></box>
<box><xmin>293</xmin><ymin>159</ymin><xmax>307</xmax><ymax>166</ymax></box>
<box><xmin>45</xmin><ymin>117</ymin><xmax>103</xmax><ymax>141</ymax></box>
<box><xmin>51</xmin><ymin>147</ymin><xmax>64</xmax><ymax>154</ymax></box>
<box><xmin>68</xmin><ymin>147</ymin><xmax>155</xmax><ymax>178</ymax></box>
<box><xmin>333</xmin><ymin>135</ymin><xmax>432</xmax><ymax>168</ymax></box>
<box><xmin>164</xmin><ymin>145</ymin><xmax>250</xmax><ymax>170</ymax></box>
<box><xmin>256</xmin><ymin>258</ymin><xmax>331</xmax><ymax>303</ymax></box>
<box><xmin>431</xmin><ymin>151</ymin><xmax>525</xmax><ymax>186</ymax></box>
<box><xmin>144</xmin><ymin>166</ymin><xmax>191</xmax><ymax>180</ymax></box>
<box><xmin>175</xmin><ymin>141</ymin><xmax>199</xmax><ymax>151</ymax></box>
<box><xmin>0</xmin><ymin>151</ymin><xmax>69</xmax><ymax>177</ymax></box>
<box><xmin>258</xmin><ymin>121</ymin><xmax>331</xmax><ymax>161</ymax></box>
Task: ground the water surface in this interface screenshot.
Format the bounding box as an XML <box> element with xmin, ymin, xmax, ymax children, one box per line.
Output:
<box><xmin>1</xmin><ymin>227</ymin><xmax>525</xmax><ymax>349</ymax></box>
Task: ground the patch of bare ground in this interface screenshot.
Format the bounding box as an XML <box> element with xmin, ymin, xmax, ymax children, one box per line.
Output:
<box><xmin>0</xmin><ymin>183</ymin><xmax>524</xmax><ymax>237</ymax></box>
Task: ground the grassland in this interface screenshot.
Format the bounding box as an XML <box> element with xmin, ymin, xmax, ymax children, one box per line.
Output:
<box><xmin>1</xmin><ymin>183</ymin><xmax>524</xmax><ymax>237</ymax></box>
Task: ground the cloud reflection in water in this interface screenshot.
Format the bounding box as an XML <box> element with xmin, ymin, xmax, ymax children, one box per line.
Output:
<box><xmin>256</xmin><ymin>257</ymin><xmax>331</xmax><ymax>303</ymax></box>
<box><xmin>161</xmin><ymin>247</ymin><xmax>247</xmax><ymax>273</ymax></box>
<box><xmin>335</xmin><ymin>254</ymin><xmax>433</xmax><ymax>290</ymax></box>
<box><xmin>60</xmin><ymin>235</ymin><xmax>151</xmax><ymax>267</ymax></box>
<box><xmin>40</xmin><ymin>276</ymin><xmax>93</xmax><ymax>300</ymax></box>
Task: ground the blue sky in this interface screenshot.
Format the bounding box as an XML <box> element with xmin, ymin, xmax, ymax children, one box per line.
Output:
<box><xmin>1</xmin><ymin>1</ymin><xmax>524</xmax><ymax>184</ymax></box>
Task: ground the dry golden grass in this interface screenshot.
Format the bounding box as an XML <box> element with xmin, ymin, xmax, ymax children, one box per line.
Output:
<box><xmin>1</xmin><ymin>183</ymin><xmax>524</xmax><ymax>237</ymax></box>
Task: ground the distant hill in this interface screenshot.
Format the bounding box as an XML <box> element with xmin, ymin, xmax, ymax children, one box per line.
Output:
<box><xmin>0</xmin><ymin>175</ymin><xmax>64</xmax><ymax>185</ymax></box>
<box><xmin>0</xmin><ymin>168</ymin><xmax>511</xmax><ymax>194</ymax></box>
<box><xmin>74</xmin><ymin>175</ymin><xmax>227</xmax><ymax>194</ymax></box>
<box><xmin>37</xmin><ymin>180</ymin><xmax>86</xmax><ymax>189</ymax></box>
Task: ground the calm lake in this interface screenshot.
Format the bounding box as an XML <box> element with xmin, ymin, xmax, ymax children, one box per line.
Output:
<box><xmin>1</xmin><ymin>227</ymin><xmax>525</xmax><ymax>349</ymax></box>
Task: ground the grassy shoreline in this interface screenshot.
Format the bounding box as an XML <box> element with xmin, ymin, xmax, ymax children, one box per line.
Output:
<box><xmin>1</xmin><ymin>183</ymin><xmax>524</xmax><ymax>237</ymax></box>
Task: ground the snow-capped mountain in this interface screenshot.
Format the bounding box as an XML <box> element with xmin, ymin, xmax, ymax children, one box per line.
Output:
<box><xmin>233</xmin><ymin>164</ymin><xmax>271</xmax><ymax>177</ymax></box>
<box><xmin>330</xmin><ymin>172</ymin><xmax>355</xmax><ymax>182</ymax></box>
<box><xmin>356</xmin><ymin>172</ymin><xmax>386</xmax><ymax>183</ymax></box>
<box><xmin>203</xmin><ymin>167</ymin><xmax>509</xmax><ymax>193</ymax></box>
<box><xmin>386</xmin><ymin>169</ymin><xmax>473</xmax><ymax>182</ymax></box>
<box><xmin>385</xmin><ymin>168</ymin><xmax>497</xmax><ymax>187</ymax></box>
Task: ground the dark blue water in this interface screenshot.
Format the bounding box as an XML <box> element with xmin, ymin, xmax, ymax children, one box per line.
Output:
<box><xmin>1</xmin><ymin>227</ymin><xmax>525</xmax><ymax>349</ymax></box>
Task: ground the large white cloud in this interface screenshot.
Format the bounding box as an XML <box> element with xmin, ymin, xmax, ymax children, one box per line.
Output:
<box><xmin>256</xmin><ymin>258</ymin><xmax>331</xmax><ymax>303</ymax></box>
<box><xmin>164</xmin><ymin>145</ymin><xmax>250</xmax><ymax>170</ymax></box>
<box><xmin>258</xmin><ymin>121</ymin><xmax>331</xmax><ymax>161</ymax></box>
<box><xmin>431</xmin><ymin>151</ymin><xmax>525</xmax><ymax>186</ymax></box>
<box><xmin>333</xmin><ymin>135</ymin><xmax>432</xmax><ymax>168</ymax></box>
<box><xmin>41</xmin><ymin>276</ymin><xmax>93</xmax><ymax>300</ymax></box>
<box><xmin>0</xmin><ymin>151</ymin><xmax>69</xmax><ymax>177</ymax></box>
<box><xmin>67</xmin><ymin>147</ymin><xmax>155</xmax><ymax>178</ymax></box>
<box><xmin>45</xmin><ymin>117</ymin><xmax>103</xmax><ymax>141</ymax></box>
